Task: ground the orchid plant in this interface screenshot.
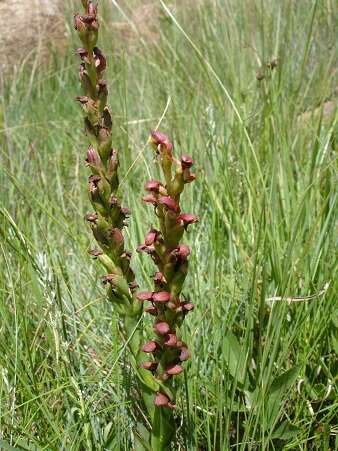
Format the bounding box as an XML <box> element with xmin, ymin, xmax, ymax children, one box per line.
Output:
<box><xmin>74</xmin><ymin>2</ymin><xmax>197</xmax><ymax>449</ymax></box>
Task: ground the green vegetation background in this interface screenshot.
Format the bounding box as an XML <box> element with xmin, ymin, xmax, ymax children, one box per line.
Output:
<box><xmin>0</xmin><ymin>0</ymin><xmax>337</xmax><ymax>449</ymax></box>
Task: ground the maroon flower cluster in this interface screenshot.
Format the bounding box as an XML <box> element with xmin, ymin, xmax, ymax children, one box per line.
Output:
<box><xmin>75</xmin><ymin>1</ymin><xmax>137</xmax><ymax>304</ymax></box>
<box><xmin>137</xmin><ymin>131</ymin><xmax>198</xmax><ymax>408</ymax></box>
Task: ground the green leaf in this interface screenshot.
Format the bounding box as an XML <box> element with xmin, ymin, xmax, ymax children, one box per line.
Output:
<box><xmin>271</xmin><ymin>421</ymin><xmax>300</xmax><ymax>440</ymax></box>
<box><xmin>223</xmin><ymin>331</ymin><xmax>246</xmax><ymax>385</ymax></box>
<box><xmin>0</xmin><ymin>440</ymin><xmax>41</xmax><ymax>451</ymax></box>
<box><xmin>266</xmin><ymin>366</ymin><xmax>300</xmax><ymax>427</ymax></box>
<box><xmin>0</xmin><ymin>442</ymin><xmax>22</xmax><ymax>451</ymax></box>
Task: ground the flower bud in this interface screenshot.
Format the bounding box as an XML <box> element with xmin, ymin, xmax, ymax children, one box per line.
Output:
<box><xmin>93</xmin><ymin>47</ymin><xmax>106</xmax><ymax>76</ymax></box>
<box><xmin>108</xmin><ymin>228</ymin><xmax>124</xmax><ymax>256</ymax></box>
<box><xmin>97</xmin><ymin>80</ymin><xmax>108</xmax><ymax>111</ymax></box>
<box><xmin>74</xmin><ymin>14</ymin><xmax>86</xmax><ymax>33</ymax></box>
<box><xmin>74</xmin><ymin>12</ymin><xmax>98</xmax><ymax>49</ymax></box>
<box><xmin>87</xmin><ymin>1</ymin><xmax>97</xmax><ymax>18</ymax></box>
<box><xmin>107</xmin><ymin>149</ymin><xmax>119</xmax><ymax>188</ymax></box>
<box><xmin>79</xmin><ymin>63</ymin><xmax>96</xmax><ymax>95</ymax></box>
<box><xmin>97</xmin><ymin>126</ymin><xmax>112</xmax><ymax>161</ymax></box>
<box><xmin>86</xmin><ymin>146</ymin><xmax>103</xmax><ymax>173</ymax></box>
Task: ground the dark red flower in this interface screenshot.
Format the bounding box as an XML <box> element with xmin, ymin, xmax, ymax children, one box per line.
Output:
<box><xmin>145</xmin><ymin>305</ymin><xmax>158</xmax><ymax>316</ymax></box>
<box><xmin>85</xmin><ymin>212</ymin><xmax>98</xmax><ymax>223</ymax></box>
<box><xmin>166</xmin><ymin>363</ymin><xmax>183</xmax><ymax>375</ymax></box>
<box><xmin>182</xmin><ymin>302</ymin><xmax>194</xmax><ymax>312</ymax></box>
<box><xmin>145</xmin><ymin>229</ymin><xmax>160</xmax><ymax>246</ymax></box>
<box><xmin>142</xmin><ymin>194</ymin><xmax>157</xmax><ymax>204</ymax></box>
<box><xmin>178</xmin><ymin>213</ymin><xmax>199</xmax><ymax>228</ymax></box>
<box><xmin>183</xmin><ymin>171</ymin><xmax>196</xmax><ymax>183</ymax></box>
<box><xmin>181</xmin><ymin>154</ymin><xmax>193</xmax><ymax>169</ymax></box>
<box><xmin>154</xmin><ymin>392</ymin><xmax>175</xmax><ymax>409</ymax></box>
<box><xmin>150</xmin><ymin>131</ymin><xmax>173</xmax><ymax>153</ymax></box>
<box><xmin>153</xmin><ymin>272</ymin><xmax>165</xmax><ymax>284</ymax></box>
<box><xmin>93</xmin><ymin>47</ymin><xmax>106</xmax><ymax>74</ymax></box>
<box><xmin>136</xmin><ymin>291</ymin><xmax>153</xmax><ymax>302</ymax></box>
<box><xmin>141</xmin><ymin>361</ymin><xmax>158</xmax><ymax>372</ymax></box>
<box><xmin>145</xmin><ymin>180</ymin><xmax>163</xmax><ymax>192</ymax></box>
<box><xmin>141</xmin><ymin>341</ymin><xmax>160</xmax><ymax>353</ymax></box>
<box><xmin>154</xmin><ymin>321</ymin><xmax>170</xmax><ymax>335</ymax></box>
<box><xmin>179</xmin><ymin>346</ymin><xmax>191</xmax><ymax>361</ymax></box>
<box><xmin>164</xmin><ymin>334</ymin><xmax>177</xmax><ymax>347</ymax></box>
<box><xmin>75</xmin><ymin>47</ymin><xmax>89</xmax><ymax>62</ymax></box>
<box><xmin>159</xmin><ymin>196</ymin><xmax>180</xmax><ymax>213</ymax></box>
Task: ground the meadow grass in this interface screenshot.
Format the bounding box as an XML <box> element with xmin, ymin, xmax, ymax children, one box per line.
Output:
<box><xmin>0</xmin><ymin>0</ymin><xmax>337</xmax><ymax>449</ymax></box>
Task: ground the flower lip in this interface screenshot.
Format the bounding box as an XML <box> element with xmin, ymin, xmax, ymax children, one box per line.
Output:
<box><xmin>76</xmin><ymin>95</ymin><xmax>89</xmax><ymax>104</ymax></box>
<box><xmin>152</xmin><ymin>291</ymin><xmax>171</xmax><ymax>304</ymax></box>
<box><xmin>136</xmin><ymin>291</ymin><xmax>153</xmax><ymax>302</ymax></box>
<box><xmin>85</xmin><ymin>212</ymin><xmax>98</xmax><ymax>223</ymax></box>
<box><xmin>141</xmin><ymin>361</ymin><xmax>158</xmax><ymax>372</ymax></box>
<box><xmin>109</xmin><ymin>228</ymin><xmax>124</xmax><ymax>245</ymax></box>
<box><xmin>141</xmin><ymin>341</ymin><xmax>159</xmax><ymax>353</ymax></box>
<box><xmin>145</xmin><ymin>180</ymin><xmax>162</xmax><ymax>192</ymax></box>
<box><xmin>164</xmin><ymin>333</ymin><xmax>178</xmax><ymax>347</ymax></box>
<box><xmin>154</xmin><ymin>392</ymin><xmax>174</xmax><ymax>408</ymax></box>
<box><xmin>181</xmin><ymin>154</ymin><xmax>194</xmax><ymax>169</ymax></box>
<box><xmin>178</xmin><ymin>213</ymin><xmax>199</xmax><ymax>227</ymax></box>
<box><xmin>88</xmin><ymin>248</ymin><xmax>103</xmax><ymax>258</ymax></box>
<box><xmin>142</xmin><ymin>194</ymin><xmax>157</xmax><ymax>204</ymax></box>
<box><xmin>182</xmin><ymin>302</ymin><xmax>194</xmax><ymax>312</ymax></box>
<box><xmin>158</xmin><ymin>196</ymin><xmax>180</xmax><ymax>213</ymax></box>
<box><xmin>93</xmin><ymin>47</ymin><xmax>106</xmax><ymax>73</ymax></box>
<box><xmin>179</xmin><ymin>346</ymin><xmax>191</xmax><ymax>361</ymax></box>
<box><xmin>166</xmin><ymin>363</ymin><xmax>183</xmax><ymax>375</ymax></box>
<box><xmin>145</xmin><ymin>305</ymin><xmax>158</xmax><ymax>316</ymax></box>
<box><xmin>171</xmin><ymin>244</ymin><xmax>191</xmax><ymax>261</ymax></box>
<box><xmin>86</xmin><ymin>146</ymin><xmax>101</xmax><ymax>166</ymax></box>
<box><xmin>137</xmin><ymin>244</ymin><xmax>153</xmax><ymax>254</ymax></box>
<box><xmin>184</xmin><ymin>172</ymin><xmax>196</xmax><ymax>183</ymax></box>
<box><xmin>75</xmin><ymin>48</ymin><xmax>89</xmax><ymax>61</ymax></box>
<box><xmin>101</xmin><ymin>274</ymin><xmax>115</xmax><ymax>285</ymax></box>
<box><xmin>145</xmin><ymin>229</ymin><xmax>160</xmax><ymax>246</ymax></box>
<box><xmin>154</xmin><ymin>321</ymin><xmax>170</xmax><ymax>335</ymax></box>
<box><xmin>153</xmin><ymin>272</ymin><xmax>165</xmax><ymax>284</ymax></box>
